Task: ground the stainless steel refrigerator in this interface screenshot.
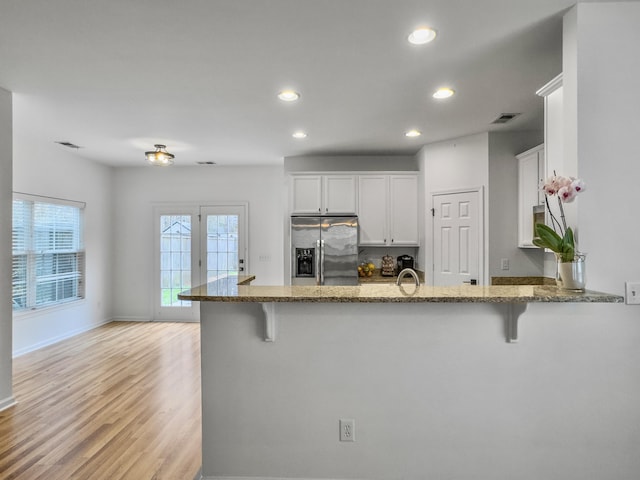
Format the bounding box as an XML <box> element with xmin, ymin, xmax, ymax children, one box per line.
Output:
<box><xmin>291</xmin><ymin>216</ymin><xmax>359</xmax><ymax>286</ymax></box>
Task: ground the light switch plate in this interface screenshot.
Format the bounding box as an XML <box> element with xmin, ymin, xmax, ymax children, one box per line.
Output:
<box><xmin>625</xmin><ymin>282</ymin><xmax>640</xmax><ymax>305</ymax></box>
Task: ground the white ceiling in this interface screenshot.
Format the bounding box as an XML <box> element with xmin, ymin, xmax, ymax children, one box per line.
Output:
<box><xmin>0</xmin><ymin>0</ymin><xmax>611</xmax><ymax>167</ymax></box>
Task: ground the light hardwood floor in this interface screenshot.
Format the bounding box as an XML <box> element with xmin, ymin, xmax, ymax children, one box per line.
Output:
<box><xmin>0</xmin><ymin>321</ymin><xmax>202</xmax><ymax>480</ymax></box>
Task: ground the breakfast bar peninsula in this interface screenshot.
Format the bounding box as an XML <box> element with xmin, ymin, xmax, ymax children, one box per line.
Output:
<box><xmin>180</xmin><ymin>277</ymin><xmax>624</xmax><ymax>480</ymax></box>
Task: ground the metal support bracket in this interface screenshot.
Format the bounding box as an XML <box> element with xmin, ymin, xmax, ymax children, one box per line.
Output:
<box><xmin>261</xmin><ymin>302</ymin><xmax>276</xmax><ymax>342</ymax></box>
<box><xmin>506</xmin><ymin>303</ymin><xmax>528</xmax><ymax>343</ymax></box>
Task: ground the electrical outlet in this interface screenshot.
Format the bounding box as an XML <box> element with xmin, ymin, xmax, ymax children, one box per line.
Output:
<box><xmin>339</xmin><ymin>419</ymin><xmax>355</xmax><ymax>442</ymax></box>
<box><xmin>625</xmin><ymin>282</ymin><xmax>640</xmax><ymax>305</ymax></box>
<box><xmin>501</xmin><ymin>258</ymin><xmax>510</xmax><ymax>271</ymax></box>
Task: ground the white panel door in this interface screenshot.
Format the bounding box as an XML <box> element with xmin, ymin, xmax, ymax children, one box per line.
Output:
<box><xmin>432</xmin><ymin>190</ymin><xmax>482</xmax><ymax>286</ymax></box>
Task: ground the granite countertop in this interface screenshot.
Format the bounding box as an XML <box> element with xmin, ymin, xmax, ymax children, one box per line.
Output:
<box><xmin>358</xmin><ymin>269</ymin><xmax>425</xmax><ymax>284</ymax></box>
<box><xmin>179</xmin><ymin>275</ymin><xmax>624</xmax><ymax>304</ymax></box>
<box><xmin>491</xmin><ymin>276</ymin><xmax>556</xmax><ymax>286</ymax></box>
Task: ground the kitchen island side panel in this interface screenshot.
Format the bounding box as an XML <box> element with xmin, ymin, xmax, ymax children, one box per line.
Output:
<box><xmin>200</xmin><ymin>301</ymin><xmax>640</xmax><ymax>480</ymax></box>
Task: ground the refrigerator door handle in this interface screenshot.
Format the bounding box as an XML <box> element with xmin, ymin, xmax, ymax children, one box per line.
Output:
<box><xmin>316</xmin><ymin>239</ymin><xmax>321</xmax><ymax>285</ymax></box>
<box><xmin>320</xmin><ymin>239</ymin><xmax>325</xmax><ymax>285</ymax></box>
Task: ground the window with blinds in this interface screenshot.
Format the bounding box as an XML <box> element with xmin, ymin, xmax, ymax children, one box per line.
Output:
<box><xmin>12</xmin><ymin>194</ymin><xmax>85</xmax><ymax>311</ymax></box>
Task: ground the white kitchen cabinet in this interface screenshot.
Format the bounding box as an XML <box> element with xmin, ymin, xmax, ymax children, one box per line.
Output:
<box><xmin>517</xmin><ymin>144</ymin><xmax>545</xmax><ymax>248</ymax></box>
<box><xmin>323</xmin><ymin>175</ymin><xmax>357</xmax><ymax>214</ymax></box>
<box><xmin>290</xmin><ymin>175</ymin><xmax>357</xmax><ymax>215</ymax></box>
<box><xmin>357</xmin><ymin>175</ymin><xmax>387</xmax><ymax>244</ymax></box>
<box><xmin>537</xmin><ymin>74</ymin><xmax>563</xmax><ymax>180</ymax></box>
<box><xmin>389</xmin><ymin>175</ymin><xmax>419</xmax><ymax>245</ymax></box>
<box><xmin>358</xmin><ymin>174</ymin><xmax>419</xmax><ymax>246</ymax></box>
<box><xmin>536</xmin><ymin>73</ymin><xmax>577</xmax><ymax>235</ymax></box>
<box><xmin>290</xmin><ymin>175</ymin><xmax>322</xmax><ymax>214</ymax></box>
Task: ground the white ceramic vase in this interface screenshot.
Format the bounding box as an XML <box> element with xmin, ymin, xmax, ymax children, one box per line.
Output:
<box><xmin>555</xmin><ymin>253</ymin><xmax>586</xmax><ymax>291</ymax></box>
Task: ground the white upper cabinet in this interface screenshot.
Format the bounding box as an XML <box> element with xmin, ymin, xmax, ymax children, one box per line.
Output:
<box><xmin>537</xmin><ymin>73</ymin><xmax>578</xmax><ymax>235</ymax></box>
<box><xmin>357</xmin><ymin>175</ymin><xmax>388</xmax><ymax>245</ymax></box>
<box><xmin>290</xmin><ymin>175</ymin><xmax>323</xmax><ymax>214</ymax></box>
<box><xmin>358</xmin><ymin>174</ymin><xmax>419</xmax><ymax>246</ymax></box>
<box><xmin>517</xmin><ymin>145</ymin><xmax>545</xmax><ymax>248</ymax></box>
<box><xmin>389</xmin><ymin>175</ymin><xmax>419</xmax><ymax>245</ymax></box>
<box><xmin>323</xmin><ymin>175</ymin><xmax>358</xmax><ymax>214</ymax></box>
<box><xmin>290</xmin><ymin>175</ymin><xmax>357</xmax><ymax>215</ymax></box>
<box><xmin>537</xmin><ymin>74</ymin><xmax>563</xmax><ymax>179</ymax></box>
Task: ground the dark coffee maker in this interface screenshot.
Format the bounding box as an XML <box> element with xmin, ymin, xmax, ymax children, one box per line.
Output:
<box><xmin>396</xmin><ymin>255</ymin><xmax>414</xmax><ymax>273</ymax></box>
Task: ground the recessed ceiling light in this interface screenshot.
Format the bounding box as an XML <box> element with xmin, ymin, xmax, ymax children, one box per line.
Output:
<box><xmin>433</xmin><ymin>87</ymin><xmax>455</xmax><ymax>99</ymax></box>
<box><xmin>408</xmin><ymin>27</ymin><xmax>437</xmax><ymax>45</ymax></box>
<box><xmin>277</xmin><ymin>90</ymin><xmax>300</xmax><ymax>102</ymax></box>
<box><xmin>292</xmin><ymin>131</ymin><xmax>307</xmax><ymax>139</ymax></box>
<box><xmin>405</xmin><ymin>129</ymin><xmax>422</xmax><ymax>138</ymax></box>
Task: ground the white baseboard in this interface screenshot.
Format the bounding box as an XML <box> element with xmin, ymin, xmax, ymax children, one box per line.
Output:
<box><xmin>111</xmin><ymin>316</ymin><xmax>153</xmax><ymax>322</ymax></box>
<box><xmin>201</xmin><ymin>477</ymin><xmax>367</xmax><ymax>480</ymax></box>
<box><xmin>112</xmin><ymin>316</ymin><xmax>200</xmax><ymax>323</ymax></box>
<box><xmin>0</xmin><ymin>396</ymin><xmax>17</xmax><ymax>412</ymax></box>
<box><xmin>12</xmin><ymin>318</ymin><xmax>114</xmax><ymax>357</ymax></box>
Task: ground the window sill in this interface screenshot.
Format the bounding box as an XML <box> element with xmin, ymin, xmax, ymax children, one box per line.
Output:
<box><xmin>13</xmin><ymin>298</ymin><xmax>87</xmax><ymax>319</ymax></box>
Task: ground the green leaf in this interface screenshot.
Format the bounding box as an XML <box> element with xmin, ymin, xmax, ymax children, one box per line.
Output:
<box><xmin>559</xmin><ymin>227</ymin><xmax>575</xmax><ymax>262</ymax></box>
<box><xmin>533</xmin><ymin>223</ymin><xmax>563</xmax><ymax>252</ymax></box>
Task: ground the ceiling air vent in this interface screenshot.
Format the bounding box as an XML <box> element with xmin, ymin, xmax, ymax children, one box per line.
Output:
<box><xmin>55</xmin><ymin>141</ymin><xmax>81</xmax><ymax>149</ymax></box>
<box><xmin>196</xmin><ymin>161</ymin><xmax>216</xmax><ymax>165</ymax></box>
<box><xmin>491</xmin><ymin>113</ymin><xmax>521</xmax><ymax>124</ymax></box>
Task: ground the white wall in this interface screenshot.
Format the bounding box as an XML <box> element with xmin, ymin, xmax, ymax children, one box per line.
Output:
<box><xmin>12</xmin><ymin>94</ymin><xmax>114</xmax><ymax>356</ymax></box>
<box><xmin>201</xmin><ymin>299</ymin><xmax>638</xmax><ymax>480</ymax></box>
<box><xmin>111</xmin><ymin>165</ymin><xmax>284</xmax><ymax>321</ymax></box>
<box><xmin>418</xmin><ymin>131</ymin><xmax>543</xmax><ymax>284</ymax></box>
<box><xmin>284</xmin><ymin>155</ymin><xmax>417</xmax><ymax>172</ymax></box>
<box><xmin>0</xmin><ymin>88</ymin><xmax>14</xmax><ymax>410</ymax></box>
<box><xmin>569</xmin><ymin>2</ymin><xmax>640</xmax><ymax>296</ymax></box>
<box><xmin>488</xmin><ymin>132</ymin><xmax>544</xmax><ymax>278</ymax></box>
<box><xmin>198</xmin><ymin>10</ymin><xmax>640</xmax><ymax>474</ymax></box>
<box><xmin>418</xmin><ymin>132</ymin><xmax>490</xmax><ymax>283</ymax></box>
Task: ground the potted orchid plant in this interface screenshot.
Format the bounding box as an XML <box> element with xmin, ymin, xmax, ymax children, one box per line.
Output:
<box><xmin>532</xmin><ymin>174</ymin><xmax>586</xmax><ymax>262</ymax></box>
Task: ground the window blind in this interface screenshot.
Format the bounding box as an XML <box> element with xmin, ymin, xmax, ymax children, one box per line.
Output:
<box><xmin>12</xmin><ymin>194</ymin><xmax>85</xmax><ymax>311</ymax></box>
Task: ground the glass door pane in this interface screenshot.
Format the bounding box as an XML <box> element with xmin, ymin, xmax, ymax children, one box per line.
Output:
<box><xmin>159</xmin><ymin>214</ymin><xmax>192</xmax><ymax>307</ymax></box>
<box><xmin>200</xmin><ymin>205</ymin><xmax>246</xmax><ymax>285</ymax></box>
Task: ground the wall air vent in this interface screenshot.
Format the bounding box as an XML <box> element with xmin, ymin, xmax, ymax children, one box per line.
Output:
<box><xmin>491</xmin><ymin>113</ymin><xmax>521</xmax><ymax>124</ymax></box>
<box><xmin>55</xmin><ymin>141</ymin><xmax>82</xmax><ymax>149</ymax></box>
<box><xmin>196</xmin><ymin>161</ymin><xmax>217</xmax><ymax>165</ymax></box>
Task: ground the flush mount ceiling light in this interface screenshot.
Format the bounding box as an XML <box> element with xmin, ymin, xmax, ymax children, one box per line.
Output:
<box><xmin>408</xmin><ymin>26</ymin><xmax>437</xmax><ymax>45</ymax></box>
<box><xmin>277</xmin><ymin>90</ymin><xmax>300</xmax><ymax>102</ymax></box>
<box><xmin>405</xmin><ymin>129</ymin><xmax>422</xmax><ymax>138</ymax></box>
<box><xmin>292</xmin><ymin>131</ymin><xmax>307</xmax><ymax>139</ymax></box>
<box><xmin>433</xmin><ymin>87</ymin><xmax>455</xmax><ymax>99</ymax></box>
<box><xmin>145</xmin><ymin>144</ymin><xmax>174</xmax><ymax>166</ymax></box>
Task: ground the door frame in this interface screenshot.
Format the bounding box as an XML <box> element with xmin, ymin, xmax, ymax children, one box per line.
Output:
<box><xmin>430</xmin><ymin>187</ymin><xmax>485</xmax><ymax>286</ymax></box>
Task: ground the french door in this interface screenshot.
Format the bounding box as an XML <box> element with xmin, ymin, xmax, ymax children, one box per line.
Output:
<box><xmin>154</xmin><ymin>204</ymin><xmax>247</xmax><ymax>321</ymax></box>
<box><xmin>199</xmin><ymin>206</ymin><xmax>246</xmax><ymax>285</ymax></box>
